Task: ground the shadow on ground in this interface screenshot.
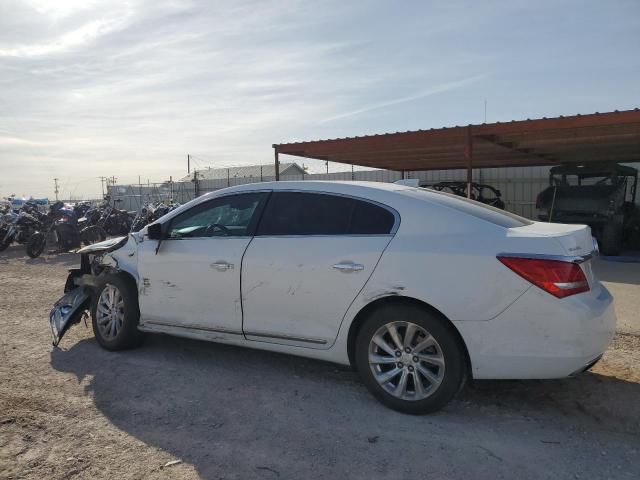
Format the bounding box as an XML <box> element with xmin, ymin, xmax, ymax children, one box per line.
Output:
<box><xmin>50</xmin><ymin>334</ymin><xmax>640</xmax><ymax>479</ymax></box>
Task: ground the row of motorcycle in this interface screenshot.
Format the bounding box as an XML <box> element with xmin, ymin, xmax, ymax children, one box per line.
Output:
<box><xmin>0</xmin><ymin>197</ymin><xmax>179</xmax><ymax>258</ymax></box>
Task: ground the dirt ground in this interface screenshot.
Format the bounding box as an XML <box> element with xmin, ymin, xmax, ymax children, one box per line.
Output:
<box><xmin>1</xmin><ymin>245</ymin><xmax>639</xmax><ymax>480</ymax></box>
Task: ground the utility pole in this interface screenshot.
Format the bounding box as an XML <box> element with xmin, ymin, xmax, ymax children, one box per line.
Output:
<box><xmin>187</xmin><ymin>154</ymin><xmax>190</xmax><ymax>174</ymax></box>
<box><xmin>53</xmin><ymin>178</ymin><xmax>59</xmax><ymax>201</ymax></box>
<box><xmin>98</xmin><ymin>176</ymin><xmax>107</xmax><ymax>197</ymax></box>
<box><xmin>192</xmin><ymin>169</ymin><xmax>201</xmax><ymax>197</ymax></box>
<box><xmin>326</xmin><ymin>160</ymin><xmax>329</xmax><ymax>174</ymax></box>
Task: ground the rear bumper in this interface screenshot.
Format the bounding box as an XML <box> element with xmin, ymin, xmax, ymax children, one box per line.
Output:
<box><xmin>454</xmin><ymin>283</ymin><xmax>616</xmax><ymax>379</ymax></box>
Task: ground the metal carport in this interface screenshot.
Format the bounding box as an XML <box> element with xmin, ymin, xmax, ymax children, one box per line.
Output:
<box><xmin>272</xmin><ymin>109</ymin><xmax>640</xmax><ymax>197</ymax></box>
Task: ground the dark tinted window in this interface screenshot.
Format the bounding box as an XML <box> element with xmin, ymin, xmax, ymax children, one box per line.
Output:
<box><xmin>256</xmin><ymin>192</ymin><xmax>395</xmax><ymax>236</ymax></box>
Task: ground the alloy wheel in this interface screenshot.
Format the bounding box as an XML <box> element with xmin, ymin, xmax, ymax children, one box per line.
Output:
<box><xmin>96</xmin><ymin>284</ymin><xmax>125</xmax><ymax>340</ymax></box>
<box><xmin>368</xmin><ymin>321</ymin><xmax>446</xmax><ymax>401</ymax></box>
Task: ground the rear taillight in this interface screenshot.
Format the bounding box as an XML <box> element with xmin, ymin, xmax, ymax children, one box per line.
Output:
<box><xmin>497</xmin><ymin>256</ymin><xmax>589</xmax><ymax>298</ymax></box>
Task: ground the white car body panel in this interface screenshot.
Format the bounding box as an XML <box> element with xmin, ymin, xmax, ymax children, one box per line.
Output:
<box><xmin>137</xmin><ymin>236</ymin><xmax>250</xmax><ymax>333</ymax></box>
<box><xmin>98</xmin><ymin>181</ymin><xmax>615</xmax><ymax>378</ymax></box>
<box><xmin>242</xmin><ymin>235</ymin><xmax>392</xmax><ymax>347</ymax></box>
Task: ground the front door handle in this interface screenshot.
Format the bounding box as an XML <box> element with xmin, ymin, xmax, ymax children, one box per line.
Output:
<box><xmin>332</xmin><ymin>262</ymin><xmax>365</xmax><ymax>272</ymax></box>
<box><xmin>210</xmin><ymin>261</ymin><xmax>234</xmax><ymax>271</ymax></box>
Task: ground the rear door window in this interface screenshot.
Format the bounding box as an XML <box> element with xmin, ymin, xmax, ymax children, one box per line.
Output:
<box><xmin>256</xmin><ymin>192</ymin><xmax>396</xmax><ymax>236</ymax></box>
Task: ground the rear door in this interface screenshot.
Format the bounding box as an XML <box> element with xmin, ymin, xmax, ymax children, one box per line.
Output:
<box><xmin>241</xmin><ymin>191</ymin><xmax>398</xmax><ymax>348</ymax></box>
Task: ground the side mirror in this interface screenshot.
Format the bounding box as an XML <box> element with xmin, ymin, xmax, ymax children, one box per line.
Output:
<box><xmin>147</xmin><ymin>223</ymin><xmax>164</xmax><ymax>240</ymax></box>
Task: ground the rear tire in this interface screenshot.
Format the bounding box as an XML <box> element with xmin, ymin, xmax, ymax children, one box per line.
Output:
<box><xmin>26</xmin><ymin>233</ymin><xmax>46</xmax><ymax>258</ymax></box>
<box><xmin>600</xmin><ymin>218</ymin><xmax>623</xmax><ymax>256</ymax></box>
<box><xmin>91</xmin><ymin>274</ymin><xmax>143</xmax><ymax>350</ymax></box>
<box><xmin>354</xmin><ymin>304</ymin><xmax>466</xmax><ymax>414</ymax></box>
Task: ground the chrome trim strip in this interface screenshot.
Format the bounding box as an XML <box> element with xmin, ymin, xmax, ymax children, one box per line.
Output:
<box><xmin>253</xmin><ymin>234</ymin><xmax>394</xmax><ymax>239</ymax></box>
<box><xmin>555</xmin><ymin>281</ymin><xmax>589</xmax><ymax>289</ymax></box>
<box><xmin>141</xmin><ymin>321</ymin><xmax>243</xmax><ymax>336</ymax></box>
<box><xmin>496</xmin><ymin>252</ymin><xmax>594</xmax><ymax>264</ymax></box>
<box><xmin>244</xmin><ymin>330</ymin><xmax>328</xmax><ymax>345</ymax></box>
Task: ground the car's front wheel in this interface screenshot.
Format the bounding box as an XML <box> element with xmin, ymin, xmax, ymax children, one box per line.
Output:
<box><xmin>355</xmin><ymin>304</ymin><xmax>466</xmax><ymax>414</ymax></box>
<box><xmin>91</xmin><ymin>274</ymin><xmax>143</xmax><ymax>350</ymax></box>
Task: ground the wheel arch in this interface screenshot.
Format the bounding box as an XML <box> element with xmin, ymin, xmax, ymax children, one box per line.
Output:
<box><xmin>346</xmin><ymin>295</ymin><xmax>472</xmax><ymax>377</ymax></box>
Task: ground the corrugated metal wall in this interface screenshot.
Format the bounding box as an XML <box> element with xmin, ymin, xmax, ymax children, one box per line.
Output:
<box><xmin>108</xmin><ymin>163</ymin><xmax>640</xmax><ymax>220</ymax></box>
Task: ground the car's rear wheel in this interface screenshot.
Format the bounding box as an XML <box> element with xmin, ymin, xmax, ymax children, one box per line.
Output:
<box><xmin>91</xmin><ymin>274</ymin><xmax>142</xmax><ymax>350</ymax></box>
<box><xmin>355</xmin><ymin>304</ymin><xmax>466</xmax><ymax>414</ymax></box>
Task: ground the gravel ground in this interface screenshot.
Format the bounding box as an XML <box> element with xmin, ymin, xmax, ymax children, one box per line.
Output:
<box><xmin>1</xmin><ymin>245</ymin><xmax>639</xmax><ymax>480</ymax></box>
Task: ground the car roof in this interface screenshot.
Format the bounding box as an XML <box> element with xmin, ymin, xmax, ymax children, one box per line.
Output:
<box><xmin>200</xmin><ymin>180</ymin><xmax>422</xmax><ymax>202</ymax></box>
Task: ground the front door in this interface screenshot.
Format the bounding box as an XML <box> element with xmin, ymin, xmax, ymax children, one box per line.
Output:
<box><xmin>241</xmin><ymin>191</ymin><xmax>397</xmax><ymax>347</ymax></box>
<box><xmin>137</xmin><ymin>192</ymin><xmax>267</xmax><ymax>335</ymax></box>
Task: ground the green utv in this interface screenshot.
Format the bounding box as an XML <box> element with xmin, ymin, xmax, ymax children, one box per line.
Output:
<box><xmin>536</xmin><ymin>163</ymin><xmax>640</xmax><ymax>256</ymax></box>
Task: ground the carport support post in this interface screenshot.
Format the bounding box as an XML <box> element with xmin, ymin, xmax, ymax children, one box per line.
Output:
<box><xmin>273</xmin><ymin>146</ymin><xmax>280</xmax><ymax>181</ymax></box>
<box><xmin>466</xmin><ymin>125</ymin><xmax>473</xmax><ymax>199</ymax></box>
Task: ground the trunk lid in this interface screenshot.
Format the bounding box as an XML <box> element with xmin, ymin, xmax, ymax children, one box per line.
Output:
<box><xmin>508</xmin><ymin>221</ymin><xmax>595</xmax><ymax>257</ymax></box>
<box><xmin>505</xmin><ymin>221</ymin><xmax>599</xmax><ymax>293</ymax></box>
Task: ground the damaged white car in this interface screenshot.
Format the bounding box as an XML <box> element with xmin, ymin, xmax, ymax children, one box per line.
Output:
<box><xmin>50</xmin><ymin>181</ymin><xmax>615</xmax><ymax>413</ymax></box>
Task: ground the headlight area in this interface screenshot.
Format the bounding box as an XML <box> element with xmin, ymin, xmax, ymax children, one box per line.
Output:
<box><xmin>63</xmin><ymin>253</ymin><xmax>120</xmax><ymax>294</ymax></box>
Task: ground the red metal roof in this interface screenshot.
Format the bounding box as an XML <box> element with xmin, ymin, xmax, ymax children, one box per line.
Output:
<box><xmin>274</xmin><ymin>109</ymin><xmax>640</xmax><ymax>171</ymax></box>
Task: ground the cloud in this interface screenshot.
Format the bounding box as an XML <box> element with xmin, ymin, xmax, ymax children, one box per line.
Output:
<box><xmin>0</xmin><ymin>1</ymin><xmax>134</xmax><ymax>58</ymax></box>
<box><xmin>319</xmin><ymin>75</ymin><xmax>488</xmax><ymax>123</ymax></box>
<box><xmin>0</xmin><ymin>0</ymin><xmax>638</xmax><ymax>199</ymax></box>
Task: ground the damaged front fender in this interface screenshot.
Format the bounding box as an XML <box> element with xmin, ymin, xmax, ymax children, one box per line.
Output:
<box><xmin>49</xmin><ymin>234</ymin><xmax>139</xmax><ymax>346</ymax></box>
<box><xmin>77</xmin><ymin>235</ymin><xmax>127</xmax><ymax>254</ymax></box>
<box><xmin>49</xmin><ymin>287</ymin><xmax>91</xmax><ymax>346</ymax></box>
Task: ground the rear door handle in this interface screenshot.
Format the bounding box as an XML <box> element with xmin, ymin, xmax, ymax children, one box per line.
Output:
<box><xmin>210</xmin><ymin>261</ymin><xmax>234</xmax><ymax>271</ymax></box>
<box><xmin>332</xmin><ymin>262</ymin><xmax>365</xmax><ymax>272</ymax></box>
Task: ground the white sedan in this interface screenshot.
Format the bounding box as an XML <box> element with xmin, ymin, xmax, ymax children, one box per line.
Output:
<box><xmin>50</xmin><ymin>181</ymin><xmax>615</xmax><ymax>413</ymax></box>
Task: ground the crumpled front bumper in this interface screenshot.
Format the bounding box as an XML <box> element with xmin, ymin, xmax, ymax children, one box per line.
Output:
<box><xmin>49</xmin><ymin>287</ymin><xmax>91</xmax><ymax>346</ymax></box>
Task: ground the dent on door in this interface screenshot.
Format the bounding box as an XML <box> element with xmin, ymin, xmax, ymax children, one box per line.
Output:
<box><xmin>241</xmin><ymin>236</ymin><xmax>392</xmax><ymax>348</ymax></box>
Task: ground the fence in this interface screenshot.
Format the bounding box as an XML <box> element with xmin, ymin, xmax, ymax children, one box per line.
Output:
<box><xmin>107</xmin><ymin>163</ymin><xmax>639</xmax><ymax>220</ymax></box>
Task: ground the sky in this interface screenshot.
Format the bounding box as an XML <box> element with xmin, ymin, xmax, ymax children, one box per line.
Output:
<box><xmin>1</xmin><ymin>0</ymin><xmax>639</xmax><ymax>199</ymax></box>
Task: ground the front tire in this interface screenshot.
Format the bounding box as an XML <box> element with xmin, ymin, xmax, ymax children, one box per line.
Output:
<box><xmin>91</xmin><ymin>274</ymin><xmax>143</xmax><ymax>350</ymax></box>
<box><xmin>0</xmin><ymin>236</ymin><xmax>10</xmax><ymax>252</ymax></box>
<box><xmin>355</xmin><ymin>304</ymin><xmax>466</xmax><ymax>414</ymax></box>
<box><xmin>26</xmin><ymin>233</ymin><xmax>46</xmax><ymax>258</ymax></box>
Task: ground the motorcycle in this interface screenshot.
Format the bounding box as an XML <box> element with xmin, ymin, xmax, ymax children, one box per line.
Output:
<box><xmin>80</xmin><ymin>197</ymin><xmax>133</xmax><ymax>236</ymax></box>
<box><xmin>72</xmin><ymin>201</ymin><xmax>93</xmax><ymax>218</ymax></box>
<box><xmin>0</xmin><ymin>209</ymin><xmax>43</xmax><ymax>253</ymax></box>
<box><xmin>26</xmin><ymin>202</ymin><xmax>106</xmax><ymax>258</ymax></box>
<box><xmin>130</xmin><ymin>200</ymin><xmax>180</xmax><ymax>232</ymax></box>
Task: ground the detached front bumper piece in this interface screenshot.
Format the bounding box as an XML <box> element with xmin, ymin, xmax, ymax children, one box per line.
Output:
<box><xmin>49</xmin><ymin>287</ymin><xmax>91</xmax><ymax>346</ymax></box>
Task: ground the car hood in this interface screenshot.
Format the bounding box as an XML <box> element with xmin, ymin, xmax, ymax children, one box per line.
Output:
<box><xmin>77</xmin><ymin>236</ymin><xmax>127</xmax><ymax>254</ymax></box>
